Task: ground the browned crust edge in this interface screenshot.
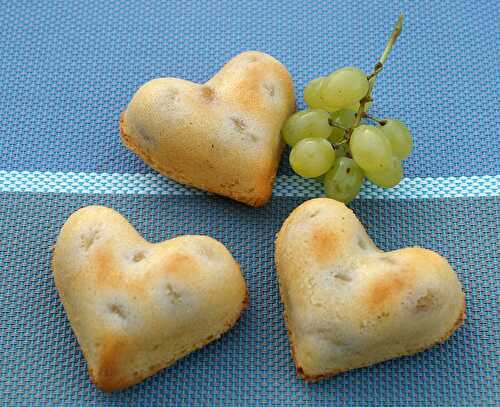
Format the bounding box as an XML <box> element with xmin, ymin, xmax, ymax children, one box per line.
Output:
<box><xmin>274</xmin><ymin>204</ymin><xmax>467</xmax><ymax>382</ymax></box>
<box><xmin>119</xmin><ymin>113</ymin><xmax>281</xmax><ymax>207</ymax></box>
<box><xmin>91</xmin><ymin>289</ymin><xmax>249</xmax><ymax>392</ymax></box>
<box><xmin>294</xmin><ymin>301</ymin><xmax>466</xmax><ymax>382</ymax></box>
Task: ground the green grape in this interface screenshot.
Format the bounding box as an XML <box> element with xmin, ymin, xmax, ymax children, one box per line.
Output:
<box><xmin>329</xmin><ymin>109</ymin><xmax>356</xmax><ymax>143</ymax></box>
<box><xmin>323</xmin><ymin>157</ymin><xmax>364</xmax><ymax>203</ymax></box>
<box><xmin>303</xmin><ymin>77</ymin><xmax>326</xmax><ymax>109</ymax></box>
<box><xmin>349</xmin><ymin>125</ymin><xmax>393</xmax><ymax>172</ymax></box>
<box><xmin>365</xmin><ymin>157</ymin><xmax>403</xmax><ymax>188</ymax></box>
<box><xmin>380</xmin><ymin>119</ymin><xmax>413</xmax><ymax>159</ymax></box>
<box><xmin>347</xmin><ymin>101</ymin><xmax>373</xmax><ymax>112</ymax></box>
<box><xmin>289</xmin><ymin>138</ymin><xmax>336</xmax><ymax>178</ymax></box>
<box><xmin>281</xmin><ymin>109</ymin><xmax>332</xmax><ymax>146</ymax></box>
<box><xmin>320</xmin><ymin>67</ymin><xmax>369</xmax><ymax>111</ymax></box>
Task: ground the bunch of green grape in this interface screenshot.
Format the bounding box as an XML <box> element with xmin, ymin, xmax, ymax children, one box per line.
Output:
<box><xmin>281</xmin><ymin>67</ymin><xmax>412</xmax><ymax>203</ymax></box>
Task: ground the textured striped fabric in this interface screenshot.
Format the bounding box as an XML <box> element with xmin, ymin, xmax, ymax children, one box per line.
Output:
<box><xmin>0</xmin><ymin>1</ymin><xmax>498</xmax><ymax>406</ymax></box>
<box><xmin>1</xmin><ymin>171</ymin><xmax>499</xmax><ymax>199</ymax></box>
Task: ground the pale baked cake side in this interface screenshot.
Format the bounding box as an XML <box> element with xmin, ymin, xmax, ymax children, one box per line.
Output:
<box><xmin>275</xmin><ymin>198</ymin><xmax>465</xmax><ymax>380</ymax></box>
<box><xmin>120</xmin><ymin>51</ymin><xmax>296</xmax><ymax>207</ymax></box>
<box><xmin>52</xmin><ymin>206</ymin><xmax>248</xmax><ymax>391</ymax></box>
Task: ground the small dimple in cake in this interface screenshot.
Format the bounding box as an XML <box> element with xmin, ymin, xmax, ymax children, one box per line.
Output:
<box><xmin>275</xmin><ymin>198</ymin><xmax>465</xmax><ymax>380</ymax></box>
<box><xmin>200</xmin><ymin>85</ymin><xmax>216</xmax><ymax>102</ymax></box>
<box><xmin>80</xmin><ymin>229</ymin><xmax>100</xmax><ymax>250</ymax></box>
<box><xmin>52</xmin><ymin>205</ymin><xmax>247</xmax><ymax>391</ymax></box>
<box><xmin>132</xmin><ymin>251</ymin><xmax>146</xmax><ymax>262</ymax></box>
<box><xmin>120</xmin><ymin>51</ymin><xmax>296</xmax><ymax>207</ymax></box>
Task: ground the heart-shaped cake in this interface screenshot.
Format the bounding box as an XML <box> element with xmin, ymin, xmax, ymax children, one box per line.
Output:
<box><xmin>120</xmin><ymin>51</ymin><xmax>295</xmax><ymax>207</ymax></box>
<box><xmin>52</xmin><ymin>206</ymin><xmax>247</xmax><ymax>391</ymax></box>
<box><xmin>275</xmin><ymin>198</ymin><xmax>465</xmax><ymax>380</ymax></box>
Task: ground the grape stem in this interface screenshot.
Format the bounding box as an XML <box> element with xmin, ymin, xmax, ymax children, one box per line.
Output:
<box><xmin>346</xmin><ymin>14</ymin><xmax>404</xmax><ymax>139</ymax></box>
<box><xmin>328</xmin><ymin>119</ymin><xmax>348</xmax><ymax>131</ymax></box>
<box><xmin>362</xmin><ymin>112</ymin><xmax>387</xmax><ymax>125</ymax></box>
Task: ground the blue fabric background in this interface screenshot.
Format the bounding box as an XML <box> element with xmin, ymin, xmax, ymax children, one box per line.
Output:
<box><xmin>0</xmin><ymin>0</ymin><xmax>498</xmax><ymax>406</ymax></box>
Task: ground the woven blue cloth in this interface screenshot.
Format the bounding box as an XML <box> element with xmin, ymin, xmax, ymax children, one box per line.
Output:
<box><xmin>0</xmin><ymin>1</ymin><xmax>498</xmax><ymax>405</ymax></box>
